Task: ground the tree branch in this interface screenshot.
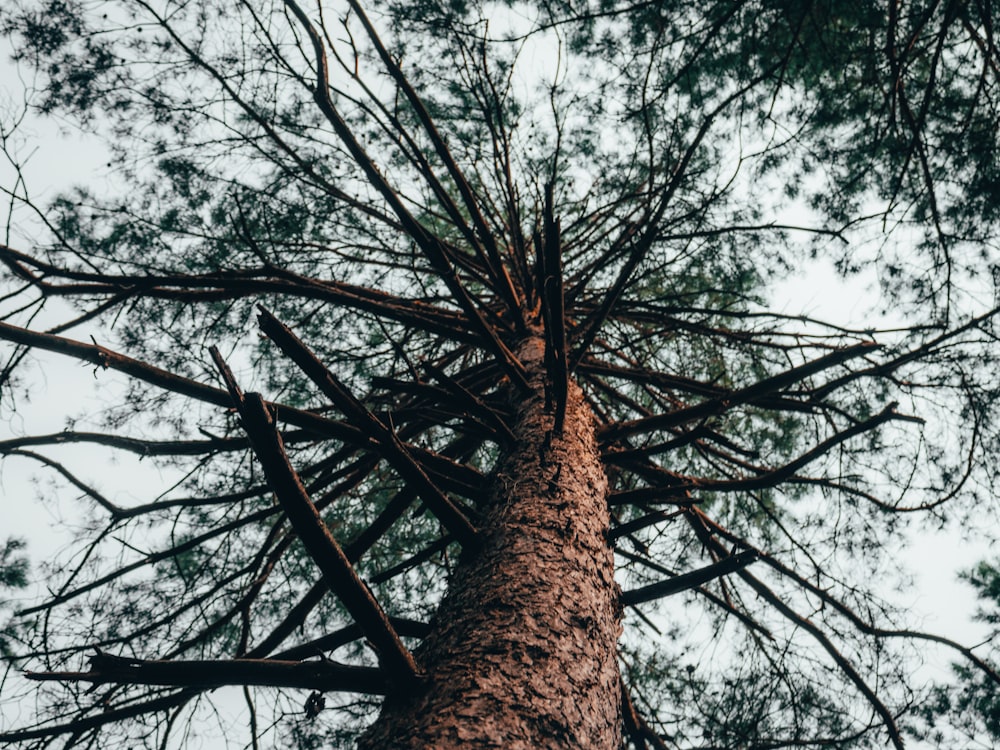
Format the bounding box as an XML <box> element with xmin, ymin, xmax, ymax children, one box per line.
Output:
<box><xmin>620</xmin><ymin>550</ymin><xmax>758</xmax><ymax>606</ymax></box>
<box><xmin>601</xmin><ymin>341</ymin><xmax>879</xmax><ymax>443</ymax></box>
<box><xmin>26</xmin><ymin>651</ymin><xmax>388</xmax><ymax>694</ymax></box>
<box><xmin>256</xmin><ymin>306</ymin><xmax>480</xmax><ymax>549</ymax></box>
<box><xmin>211</xmin><ymin>348</ymin><xmax>421</xmax><ymax>687</ymax></box>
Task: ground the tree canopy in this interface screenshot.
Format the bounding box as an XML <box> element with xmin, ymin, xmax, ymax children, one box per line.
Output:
<box><xmin>1</xmin><ymin>0</ymin><xmax>1000</xmax><ymax>747</ymax></box>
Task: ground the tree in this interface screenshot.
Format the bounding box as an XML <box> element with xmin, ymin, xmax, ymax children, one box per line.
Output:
<box><xmin>1</xmin><ymin>0</ymin><xmax>1000</xmax><ymax>746</ymax></box>
<box><xmin>911</xmin><ymin>561</ymin><xmax>1000</xmax><ymax>746</ymax></box>
<box><xmin>0</xmin><ymin>538</ymin><xmax>28</xmax><ymax>660</ymax></box>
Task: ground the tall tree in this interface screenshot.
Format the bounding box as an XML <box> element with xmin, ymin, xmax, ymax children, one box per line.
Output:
<box><xmin>1</xmin><ymin>0</ymin><xmax>1000</xmax><ymax>747</ymax></box>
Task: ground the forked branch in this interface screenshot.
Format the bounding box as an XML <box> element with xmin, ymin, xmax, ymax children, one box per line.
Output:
<box><xmin>210</xmin><ymin>348</ymin><xmax>420</xmax><ymax>687</ymax></box>
<box><xmin>256</xmin><ymin>306</ymin><xmax>480</xmax><ymax>549</ymax></box>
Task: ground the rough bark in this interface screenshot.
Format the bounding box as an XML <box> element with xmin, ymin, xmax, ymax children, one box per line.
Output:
<box><xmin>358</xmin><ymin>335</ymin><xmax>622</xmax><ymax>749</ymax></box>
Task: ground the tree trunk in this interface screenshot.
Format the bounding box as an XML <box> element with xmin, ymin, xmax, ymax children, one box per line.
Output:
<box><xmin>358</xmin><ymin>336</ymin><xmax>622</xmax><ymax>748</ymax></box>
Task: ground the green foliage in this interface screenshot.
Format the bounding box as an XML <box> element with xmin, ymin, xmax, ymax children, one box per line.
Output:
<box><xmin>962</xmin><ymin>562</ymin><xmax>1000</xmax><ymax>626</ymax></box>
<box><xmin>2</xmin><ymin>0</ymin><xmax>1000</xmax><ymax>747</ymax></box>
<box><xmin>0</xmin><ymin>538</ymin><xmax>29</xmax><ymax>659</ymax></box>
<box><xmin>0</xmin><ymin>538</ymin><xmax>28</xmax><ymax>590</ymax></box>
<box><xmin>908</xmin><ymin>562</ymin><xmax>1000</xmax><ymax>745</ymax></box>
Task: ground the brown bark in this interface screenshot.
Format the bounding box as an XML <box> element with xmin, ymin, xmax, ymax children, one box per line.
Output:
<box><xmin>358</xmin><ymin>336</ymin><xmax>622</xmax><ymax>749</ymax></box>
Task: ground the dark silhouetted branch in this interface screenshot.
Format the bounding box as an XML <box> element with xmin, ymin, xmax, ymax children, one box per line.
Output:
<box><xmin>256</xmin><ymin>307</ymin><xmax>480</xmax><ymax>549</ymax></box>
<box><xmin>26</xmin><ymin>651</ymin><xmax>388</xmax><ymax>694</ymax></box>
<box><xmin>0</xmin><ymin>320</ymin><xmax>369</xmax><ymax>444</ymax></box>
<box><xmin>686</xmin><ymin>510</ymin><xmax>905</xmax><ymax>750</ymax></box>
<box><xmin>0</xmin><ymin>243</ymin><xmax>477</xmax><ymax>342</ymax></box>
<box><xmin>422</xmin><ymin>362</ymin><xmax>516</xmax><ymax>445</ymax></box>
<box><xmin>211</xmin><ymin>348</ymin><xmax>420</xmax><ymax>686</ymax></box>
<box><xmin>273</xmin><ymin>617</ymin><xmax>431</xmax><ymax>662</ymax></box>
<box><xmin>621</xmin><ymin>681</ymin><xmax>670</xmax><ymax>750</ymax></box>
<box><xmin>280</xmin><ymin>0</ymin><xmax>530</xmax><ymax>392</ymax></box>
<box><xmin>601</xmin><ymin>341</ymin><xmax>879</xmax><ymax>443</ymax></box>
<box><xmin>611</xmin><ymin>402</ymin><xmax>921</xmax><ymax>505</ymax></box>
<box><xmin>620</xmin><ymin>550</ymin><xmax>758</xmax><ymax>606</ymax></box>
<box><xmin>538</xmin><ymin>183</ymin><xmax>569</xmax><ymax>432</ymax></box>
<box><xmin>342</xmin><ymin>0</ymin><xmax>523</xmax><ymax>321</ymax></box>
<box><xmin>0</xmin><ymin>688</ymin><xmax>198</xmax><ymax>742</ymax></box>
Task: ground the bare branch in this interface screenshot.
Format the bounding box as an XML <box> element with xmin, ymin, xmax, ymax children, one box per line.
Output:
<box><xmin>26</xmin><ymin>651</ymin><xmax>388</xmax><ymax>695</ymax></box>
<box><xmin>210</xmin><ymin>348</ymin><xmax>421</xmax><ymax>686</ymax></box>
<box><xmin>256</xmin><ymin>306</ymin><xmax>480</xmax><ymax>549</ymax></box>
<box><xmin>620</xmin><ymin>549</ymin><xmax>758</xmax><ymax>606</ymax></box>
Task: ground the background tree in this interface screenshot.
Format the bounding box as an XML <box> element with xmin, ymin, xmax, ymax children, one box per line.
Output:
<box><xmin>0</xmin><ymin>538</ymin><xmax>28</xmax><ymax>660</ymax></box>
<box><xmin>911</xmin><ymin>561</ymin><xmax>1000</xmax><ymax>746</ymax></box>
<box><xmin>1</xmin><ymin>0</ymin><xmax>1000</xmax><ymax>747</ymax></box>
